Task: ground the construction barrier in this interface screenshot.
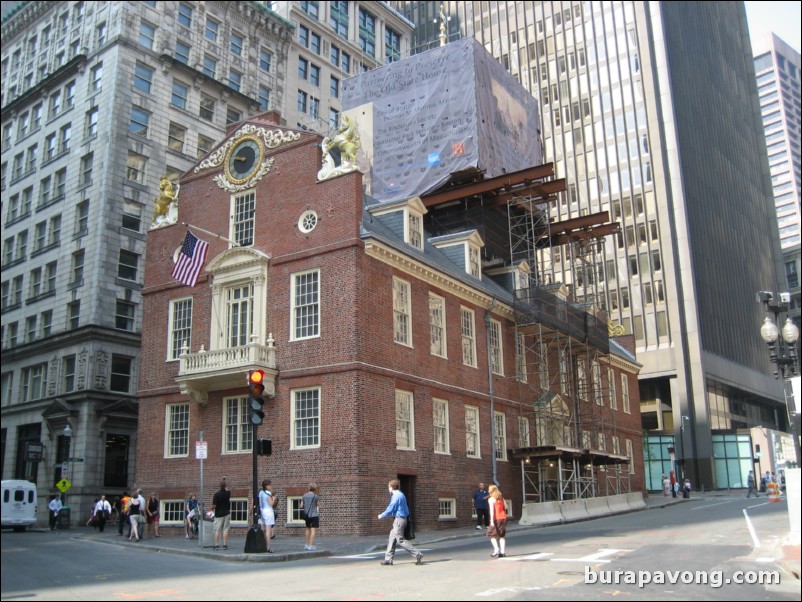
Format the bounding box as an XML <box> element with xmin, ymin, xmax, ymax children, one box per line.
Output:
<box><xmin>768</xmin><ymin>480</ymin><xmax>781</xmax><ymax>503</ymax></box>
<box><xmin>625</xmin><ymin>492</ymin><xmax>646</xmax><ymax>510</ymax></box>
<box><xmin>606</xmin><ymin>493</ymin><xmax>631</xmax><ymax>513</ymax></box>
<box><xmin>519</xmin><ymin>501</ymin><xmax>564</xmax><ymax>525</ymax></box>
<box><xmin>559</xmin><ymin>499</ymin><xmax>590</xmax><ymax>521</ymax></box>
<box><xmin>584</xmin><ymin>496</ymin><xmax>613</xmax><ymax>518</ymax></box>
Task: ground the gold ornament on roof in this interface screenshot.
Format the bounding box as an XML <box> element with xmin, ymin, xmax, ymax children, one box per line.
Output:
<box><xmin>608</xmin><ymin>320</ymin><xmax>625</xmax><ymax>337</ymax></box>
<box><xmin>151</xmin><ymin>176</ymin><xmax>179</xmax><ymax>229</ymax></box>
<box><xmin>318</xmin><ymin>115</ymin><xmax>362</xmax><ymax>182</ymax></box>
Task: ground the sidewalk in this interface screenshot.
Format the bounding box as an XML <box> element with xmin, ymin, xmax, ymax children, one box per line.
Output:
<box><xmin>51</xmin><ymin>492</ymin><xmax>798</xmax><ymax>580</ymax></box>
<box><xmin>61</xmin><ymin>492</ymin><xmax>690</xmax><ymax>562</ymax></box>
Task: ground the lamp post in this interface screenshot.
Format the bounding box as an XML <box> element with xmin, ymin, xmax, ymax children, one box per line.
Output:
<box><xmin>757</xmin><ymin>291</ymin><xmax>801</xmax><ymax>467</ymax></box>
<box><xmin>62</xmin><ymin>424</ymin><xmax>72</xmax><ymax>508</ymax></box>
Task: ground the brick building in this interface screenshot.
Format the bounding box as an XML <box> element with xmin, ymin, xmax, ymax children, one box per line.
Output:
<box><xmin>137</xmin><ymin>109</ymin><xmax>643</xmax><ymax>536</ymax></box>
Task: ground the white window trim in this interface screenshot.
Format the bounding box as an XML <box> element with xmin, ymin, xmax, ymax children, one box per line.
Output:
<box><xmin>433</xmin><ymin>397</ymin><xmax>450</xmax><ymax>455</ymax></box>
<box><xmin>461</xmin><ymin>306</ymin><xmax>477</xmax><ymax>368</ymax></box>
<box><xmin>286</xmin><ymin>496</ymin><xmax>304</xmax><ymax>524</ymax></box>
<box><xmin>206</xmin><ymin>247</ymin><xmax>269</xmax><ymax>352</ymax></box>
<box><xmin>164</xmin><ymin>402</ymin><xmax>190</xmax><ymax>458</ymax></box>
<box><xmin>490</xmin><ymin>318</ymin><xmax>504</xmax><ymax>376</ymax></box>
<box><xmin>465</xmin><ymin>405</ymin><xmax>481</xmax><ymax>458</ymax></box>
<box><xmin>167</xmin><ymin>297</ymin><xmax>193</xmax><ymax>361</ymax></box>
<box><xmin>621</xmin><ymin>373</ymin><xmax>631</xmax><ymax>414</ymax></box>
<box><xmin>393</xmin><ymin>277</ymin><xmax>412</xmax><ymax>347</ymax></box>
<box><xmin>395</xmin><ymin>389</ymin><xmax>415</xmax><ymax>451</ymax></box>
<box><xmin>291</xmin><ymin>386</ymin><xmax>321</xmax><ymax>450</ymax></box>
<box><xmin>626</xmin><ymin>439</ymin><xmax>634</xmax><ymax>474</ymax></box>
<box><xmin>438</xmin><ymin>498</ymin><xmax>457</xmax><ymax>519</ymax></box>
<box><xmin>518</xmin><ymin>416</ymin><xmax>530</xmax><ymax>448</ymax></box>
<box><xmin>230</xmin><ymin>190</ymin><xmax>255</xmax><ymax>247</ymax></box>
<box><xmin>229</xmin><ymin>497</ymin><xmax>249</xmax><ymax>525</ymax></box>
<box><xmin>429</xmin><ymin>292</ymin><xmax>447</xmax><ymax>358</ymax></box>
<box><xmin>222</xmin><ymin>395</ymin><xmax>252</xmax><ymax>454</ymax></box>
<box><xmin>516</xmin><ymin>333</ymin><xmax>527</xmax><ymax>383</ymax></box>
<box><xmin>494</xmin><ymin>411</ymin><xmax>507</xmax><ymax>461</ymax></box>
<box><xmin>159</xmin><ymin>499</ymin><xmax>185</xmax><ymax>525</ymax></box>
<box><xmin>608</xmin><ymin>367</ymin><xmax>618</xmax><ymax>410</ymax></box>
<box><xmin>290</xmin><ymin>268</ymin><xmax>321</xmax><ymax>341</ymax></box>
<box><xmin>406</xmin><ymin>209</ymin><xmax>424</xmax><ymax>250</ymax></box>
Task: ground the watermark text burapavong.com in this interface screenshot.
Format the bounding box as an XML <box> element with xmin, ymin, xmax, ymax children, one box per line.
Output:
<box><xmin>585</xmin><ymin>567</ymin><xmax>780</xmax><ymax>588</ymax></box>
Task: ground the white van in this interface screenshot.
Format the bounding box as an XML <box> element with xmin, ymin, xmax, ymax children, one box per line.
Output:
<box><xmin>1</xmin><ymin>480</ymin><xmax>38</xmax><ymax>531</ymax></box>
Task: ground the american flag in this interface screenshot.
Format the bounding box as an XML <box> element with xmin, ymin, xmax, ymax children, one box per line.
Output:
<box><xmin>172</xmin><ymin>230</ymin><xmax>209</xmax><ymax>287</ymax></box>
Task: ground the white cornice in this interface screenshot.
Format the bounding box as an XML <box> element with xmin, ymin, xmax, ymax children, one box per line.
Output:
<box><xmin>364</xmin><ymin>240</ymin><xmax>514</xmax><ymax>320</ymax></box>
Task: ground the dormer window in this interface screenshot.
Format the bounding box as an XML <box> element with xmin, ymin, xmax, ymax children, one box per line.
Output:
<box><xmin>468</xmin><ymin>245</ymin><xmax>481</xmax><ymax>279</ymax></box>
<box><xmin>367</xmin><ymin>196</ymin><xmax>427</xmax><ymax>251</ymax></box>
<box><xmin>430</xmin><ymin>230</ymin><xmax>485</xmax><ymax>281</ymax></box>
<box><xmin>408</xmin><ymin>212</ymin><xmax>423</xmax><ymax>250</ymax></box>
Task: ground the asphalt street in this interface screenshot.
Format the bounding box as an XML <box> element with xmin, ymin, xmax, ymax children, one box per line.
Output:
<box><xmin>1</xmin><ymin>495</ymin><xmax>799</xmax><ymax>601</ymax></box>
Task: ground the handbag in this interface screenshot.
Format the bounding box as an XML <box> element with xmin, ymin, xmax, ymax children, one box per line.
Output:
<box><xmin>403</xmin><ymin>516</ymin><xmax>415</xmax><ymax>540</ymax></box>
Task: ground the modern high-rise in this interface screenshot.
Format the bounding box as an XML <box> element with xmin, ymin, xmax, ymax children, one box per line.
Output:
<box><xmin>392</xmin><ymin>1</ymin><xmax>789</xmax><ymax>488</ymax></box>
<box><xmin>753</xmin><ymin>33</ymin><xmax>801</xmax><ymax>331</ymax></box>
<box><xmin>0</xmin><ymin>0</ymin><xmax>293</xmax><ymax>524</ymax></box>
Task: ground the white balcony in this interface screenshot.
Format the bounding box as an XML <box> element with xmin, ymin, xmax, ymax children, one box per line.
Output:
<box><xmin>176</xmin><ymin>335</ymin><xmax>277</xmax><ymax>404</ymax></box>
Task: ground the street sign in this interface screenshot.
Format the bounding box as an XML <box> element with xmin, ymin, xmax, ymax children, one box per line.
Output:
<box><xmin>195</xmin><ymin>441</ymin><xmax>207</xmax><ymax>460</ymax></box>
<box><xmin>56</xmin><ymin>478</ymin><xmax>71</xmax><ymax>493</ymax></box>
<box><xmin>25</xmin><ymin>442</ymin><xmax>44</xmax><ymax>462</ymax></box>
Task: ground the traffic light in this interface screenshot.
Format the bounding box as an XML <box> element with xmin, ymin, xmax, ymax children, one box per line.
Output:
<box><xmin>248</xmin><ymin>370</ymin><xmax>266</xmax><ymax>426</ymax></box>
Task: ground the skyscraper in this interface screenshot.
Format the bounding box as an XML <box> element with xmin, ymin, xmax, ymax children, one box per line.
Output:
<box><xmin>1</xmin><ymin>0</ymin><xmax>293</xmax><ymax>523</ymax></box>
<box><xmin>392</xmin><ymin>1</ymin><xmax>789</xmax><ymax>488</ymax></box>
<box><xmin>753</xmin><ymin>33</ymin><xmax>801</xmax><ymax>332</ymax></box>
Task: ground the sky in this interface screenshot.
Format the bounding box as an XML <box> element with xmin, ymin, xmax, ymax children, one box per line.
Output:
<box><xmin>744</xmin><ymin>1</ymin><xmax>801</xmax><ymax>54</ymax></box>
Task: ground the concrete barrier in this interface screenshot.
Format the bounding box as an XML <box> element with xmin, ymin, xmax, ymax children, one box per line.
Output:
<box><xmin>519</xmin><ymin>501</ymin><xmax>564</xmax><ymax>526</ymax></box>
<box><xmin>559</xmin><ymin>499</ymin><xmax>590</xmax><ymax>522</ymax></box>
<box><xmin>584</xmin><ymin>496</ymin><xmax>612</xmax><ymax>518</ymax></box>
<box><xmin>625</xmin><ymin>491</ymin><xmax>646</xmax><ymax>510</ymax></box>
<box><xmin>606</xmin><ymin>493</ymin><xmax>631</xmax><ymax>514</ymax></box>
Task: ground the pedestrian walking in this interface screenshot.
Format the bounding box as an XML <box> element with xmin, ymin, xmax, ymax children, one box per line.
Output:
<box><xmin>94</xmin><ymin>495</ymin><xmax>112</xmax><ymax>532</ymax></box>
<box><xmin>300</xmin><ymin>483</ymin><xmax>320</xmax><ymax>550</ymax></box>
<box><xmin>487</xmin><ymin>484</ymin><xmax>508</xmax><ymax>558</ymax></box>
<box><xmin>378</xmin><ymin>479</ymin><xmax>423</xmax><ymax>566</ymax></box>
<box><xmin>48</xmin><ymin>494</ymin><xmax>62</xmax><ymax>531</ymax></box>
<box><xmin>746</xmin><ymin>470</ymin><xmax>759</xmax><ymax>498</ymax></box>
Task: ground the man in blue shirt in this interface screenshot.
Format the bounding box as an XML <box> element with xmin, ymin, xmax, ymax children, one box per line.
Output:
<box><xmin>473</xmin><ymin>482</ymin><xmax>489</xmax><ymax>530</ymax></box>
<box><xmin>378</xmin><ymin>479</ymin><xmax>423</xmax><ymax>566</ymax></box>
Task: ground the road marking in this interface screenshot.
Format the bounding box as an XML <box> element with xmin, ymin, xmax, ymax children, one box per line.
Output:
<box><xmin>742</xmin><ymin>509</ymin><xmax>761</xmax><ymax>548</ymax></box>
<box><xmin>551</xmin><ymin>549</ymin><xmax>630</xmax><ymax>563</ymax></box>
<box><xmin>746</xmin><ymin>501</ymin><xmax>771</xmax><ymax>509</ymax></box>
<box><xmin>331</xmin><ymin>548</ymin><xmax>430</xmax><ymax>560</ymax></box>
<box><xmin>502</xmin><ymin>552</ymin><xmax>554</xmax><ymax>561</ymax></box>
<box><xmin>689</xmin><ymin>499</ymin><xmax>740</xmax><ymax>510</ymax></box>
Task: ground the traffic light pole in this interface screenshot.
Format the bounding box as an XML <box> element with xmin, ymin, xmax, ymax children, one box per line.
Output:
<box><xmin>252</xmin><ymin>424</ymin><xmax>259</xmax><ymax>527</ymax></box>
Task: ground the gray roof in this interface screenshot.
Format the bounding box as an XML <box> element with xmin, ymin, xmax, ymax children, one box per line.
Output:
<box><xmin>360</xmin><ymin>195</ymin><xmax>514</xmax><ymax>304</ymax></box>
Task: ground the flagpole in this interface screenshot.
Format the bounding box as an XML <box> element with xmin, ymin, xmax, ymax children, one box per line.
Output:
<box><xmin>181</xmin><ymin>222</ymin><xmax>239</xmax><ymax>246</ymax></box>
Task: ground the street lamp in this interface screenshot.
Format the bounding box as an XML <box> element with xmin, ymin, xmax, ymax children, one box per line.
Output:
<box><xmin>62</xmin><ymin>424</ymin><xmax>72</xmax><ymax>508</ymax></box>
<box><xmin>757</xmin><ymin>291</ymin><xmax>801</xmax><ymax>467</ymax></box>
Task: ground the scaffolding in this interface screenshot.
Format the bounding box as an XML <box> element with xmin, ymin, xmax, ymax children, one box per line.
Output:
<box><xmin>507</xmin><ymin>193</ymin><xmax>628</xmax><ymax>502</ymax></box>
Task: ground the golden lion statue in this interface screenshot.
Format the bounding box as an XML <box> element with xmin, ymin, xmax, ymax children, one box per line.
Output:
<box><xmin>151</xmin><ymin>176</ymin><xmax>179</xmax><ymax>228</ymax></box>
<box><xmin>318</xmin><ymin>115</ymin><xmax>362</xmax><ymax>181</ymax></box>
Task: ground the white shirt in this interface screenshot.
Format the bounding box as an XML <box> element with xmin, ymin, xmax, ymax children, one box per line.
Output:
<box><xmin>95</xmin><ymin>499</ymin><xmax>111</xmax><ymax>514</ymax></box>
<box><xmin>49</xmin><ymin>498</ymin><xmax>62</xmax><ymax>512</ymax></box>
